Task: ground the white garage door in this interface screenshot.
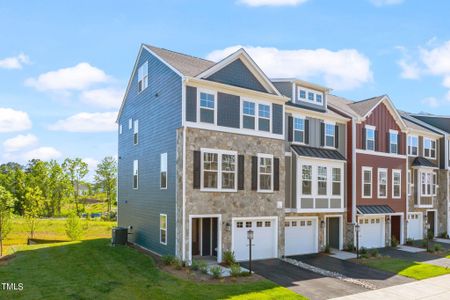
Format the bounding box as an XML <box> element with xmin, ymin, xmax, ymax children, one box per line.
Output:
<box><xmin>407</xmin><ymin>213</ymin><xmax>423</xmax><ymax>240</ymax></box>
<box><xmin>358</xmin><ymin>216</ymin><xmax>385</xmax><ymax>249</ymax></box>
<box><xmin>232</xmin><ymin>218</ymin><xmax>277</xmax><ymax>261</ymax></box>
<box><xmin>285</xmin><ymin>218</ymin><xmax>318</xmax><ymax>256</ymax></box>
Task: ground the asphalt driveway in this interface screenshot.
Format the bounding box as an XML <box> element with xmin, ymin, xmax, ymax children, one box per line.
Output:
<box><xmin>240</xmin><ymin>259</ymin><xmax>367</xmax><ymax>300</ymax></box>
<box><xmin>289</xmin><ymin>253</ymin><xmax>413</xmax><ymax>289</ymax></box>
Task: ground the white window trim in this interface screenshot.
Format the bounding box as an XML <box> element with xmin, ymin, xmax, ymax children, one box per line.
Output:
<box><xmin>133</xmin><ymin>160</ymin><xmax>139</xmax><ymax>190</ymax></box>
<box><xmin>408</xmin><ymin>135</ymin><xmax>419</xmax><ymax>157</ymax></box>
<box><xmin>362</xmin><ymin>166</ymin><xmax>373</xmax><ymax>198</ymax></box>
<box><xmin>160</xmin><ymin>213</ymin><xmax>167</xmax><ymax>245</ymax></box>
<box><xmin>257</xmin><ymin>153</ymin><xmax>274</xmax><ymax>193</ymax></box>
<box><xmin>365</xmin><ymin>125</ymin><xmax>376</xmax><ymax>151</ymax></box>
<box><xmin>423</xmin><ymin>138</ymin><xmax>436</xmax><ymax>159</ymax></box>
<box><xmin>324</xmin><ymin>121</ymin><xmax>336</xmax><ymax>149</ymax></box>
<box><xmin>138</xmin><ymin>61</ymin><xmax>148</xmax><ymax>93</ymax></box>
<box><xmin>133</xmin><ymin>119</ymin><xmax>139</xmax><ymax>145</ymax></box>
<box><xmin>197</xmin><ymin>89</ymin><xmax>217</xmax><ymax>125</ymax></box>
<box><xmin>200</xmin><ymin>148</ymin><xmax>238</xmax><ymax>192</ymax></box>
<box><xmin>160</xmin><ymin>153</ymin><xmax>168</xmax><ymax>190</ymax></box>
<box><xmin>392</xmin><ymin>169</ymin><xmax>402</xmax><ymax>199</ymax></box>
<box><xmin>378</xmin><ymin>168</ymin><xmax>388</xmax><ymax>199</ymax></box>
<box><xmin>389</xmin><ymin>131</ymin><xmax>398</xmax><ymax>154</ymax></box>
<box><xmin>128</xmin><ymin>118</ymin><xmax>133</xmax><ymax>130</ymax></box>
<box><xmin>293</xmin><ymin>114</ymin><xmax>306</xmax><ymax>145</ymax></box>
<box><xmin>420</xmin><ymin>170</ymin><xmax>436</xmax><ymax>197</ymax></box>
<box><xmin>257</xmin><ymin>102</ymin><xmax>272</xmax><ymax>133</ymax></box>
<box><xmin>407</xmin><ymin>170</ymin><xmax>412</xmax><ymax>196</ymax></box>
<box><xmin>119</xmin><ymin>124</ymin><xmax>122</xmax><ymax>135</ymax></box>
<box><xmin>296</xmin><ymin>86</ymin><xmax>324</xmax><ymax>105</ymax></box>
<box><xmin>241</xmin><ymin>99</ymin><xmax>256</xmax><ymax>130</ymax></box>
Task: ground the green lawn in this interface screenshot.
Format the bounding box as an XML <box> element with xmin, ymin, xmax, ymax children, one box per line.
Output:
<box><xmin>359</xmin><ymin>257</ymin><xmax>450</xmax><ymax>280</ymax></box>
<box><xmin>4</xmin><ymin>217</ymin><xmax>115</xmax><ymax>254</ymax></box>
<box><xmin>0</xmin><ymin>239</ymin><xmax>304</xmax><ymax>300</ymax></box>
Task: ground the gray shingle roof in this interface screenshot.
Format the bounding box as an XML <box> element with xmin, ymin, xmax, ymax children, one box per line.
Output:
<box><xmin>327</xmin><ymin>94</ymin><xmax>359</xmax><ymax>117</ymax></box>
<box><xmin>357</xmin><ymin>205</ymin><xmax>394</xmax><ymax>215</ymax></box>
<box><xmin>347</xmin><ymin>96</ymin><xmax>385</xmax><ymax>117</ymax></box>
<box><xmin>145</xmin><ymin>44</ymin><xmax>215</xmax><ymax>77</ymax></box>
<box><xmin>412</xmin><ymin>157</ymin><xmax>438</xmax><ymax>169</ymax></box>
<box><xmin>291</xmin><ymin>145</ymin><xmax>346</xmax><ymax>161</ymax></box>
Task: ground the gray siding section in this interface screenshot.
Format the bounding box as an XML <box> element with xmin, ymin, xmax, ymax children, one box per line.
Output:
<box><xmin>273</xmin><ymin>82</ymin><xmax>293</xmax><ymax>99</ymax></box>
<box><xmin>285</xmin><ymin>156</ymin><xmax>291</xmax><ymax>208</ymax></box>
<box><xmin>291</xmin><ymin>154</ymin><xmax>297</xmax><ymax>209</ymax></box>
<box><xmin>272</xmin><ymin>104</ymin><xmax>283</xmax><ymax>134</ymax></box>
<box><xmin>206</xmin><ymin>59</ymin><xmax>269</xmax><ymax>93</ymax></box>
<box><xmin>439</xmin><ymin>137</ymin><xmax>446</xmax><ymax>169</ymax></box>
<box><xmin>186</xmin><ymin>86</ymin><xmax>197</xmax><ymax>122</ymax></box>
<box><xmin>337</xmin><ymin>123</ymin><xmax>346</xmax><ymax>156</ymax></box>
<box><xmin>307</xmin><ymin>117</ymin><xmax>322</xmax><ymax>147</ymax></box>
<box><xmin>217</xmin><ymin>92</ymin><xmax>240</xmax><ymax>128</ymax></box>
<box><xmin>118</xmin><ymin>47</ymin><xmax>181</xmax><ymax>256</ymax></box>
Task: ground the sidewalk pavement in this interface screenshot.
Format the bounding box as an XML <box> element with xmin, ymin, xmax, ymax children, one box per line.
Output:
<box><xmin>331</xmin><ymin>274</ymin><xmax>450</xmax><ymax>300</ymax></box>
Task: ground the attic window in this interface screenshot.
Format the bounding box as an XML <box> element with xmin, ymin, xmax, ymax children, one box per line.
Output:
<box><xmin>138</xmin><ymin>61</ymin><xmax>148</xmax><ymax>93</ymax></box>
<box><xmin>297</xmin><ymin>87</ymin><xmax>324</xmax><ymax>105</ymax></box>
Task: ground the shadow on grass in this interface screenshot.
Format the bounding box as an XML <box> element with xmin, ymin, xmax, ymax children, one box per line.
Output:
<box><xmin>0</xmin><ymin>239</ymin><xmax>301</xmax><ymax>300</ymax></box>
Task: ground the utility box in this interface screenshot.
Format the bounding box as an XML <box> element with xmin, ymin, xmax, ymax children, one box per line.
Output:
<box><xmin>112</xmin><ymin>227</ymin><xmax>128</xmax><ymax>245</ymax></box>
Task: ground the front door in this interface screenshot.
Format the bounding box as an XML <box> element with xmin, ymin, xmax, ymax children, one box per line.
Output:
<box><xmin>327</xmin><ymin>217</ymin><xmax>340</xmax><ymax>249</ymax></box>
<box><xmin>391</xmin><ymin>215</ymin><xmax>401</xmax><ymax>243</ymax></box>
<box><xmin>427</xmin><ymin>211</ymin><xmax>436</xmax><ymax>237</ymax></box>
<box><xmin>192</xmin><ymin>217</ymin><xmax>218</xmax><ymax>258</ymax></box>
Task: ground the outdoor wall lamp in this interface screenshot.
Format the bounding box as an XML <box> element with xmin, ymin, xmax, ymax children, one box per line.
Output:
<box><xmin>225</xmin><ymin>222</ymin><xmax>231</xmax><ymax>232</ymax></box>
<box><xmin>320</xmin><ymin>220</ymin><xmax>325</xmax><ymax>229</ymax></box>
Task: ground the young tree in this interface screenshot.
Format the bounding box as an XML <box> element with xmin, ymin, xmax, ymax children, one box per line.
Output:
<box><xmin>23</xmin><ymin>186</ymin><xmax>44</xmax><ymax>239</ymax></box>
<box><xmin>0</xmin><ymin>186</ymin><xmax>15</xmax><ymax>256</ymax></box>
<box><xmin>94</xmin><ymin>156</ymin><xmax>117</xmax><ymax>213</ymax></box>
<box><xmin>47</xmin><ymin>160</ymin><xmax>71</xmax><ymax>216</ymax></box>
<box><xmin>62</xmin><ymin>158</ymin><xmax>88</xmax><ymax>214</ymax></box>
<box><xmin>0</xmin><ymin>163</ymin><xmax>26</xmax><ymax>215</ymax></box>
<box><xmin>25</xmin><ymin>160</ymin><xmax>51</xmax><ymax>216</ymax></box>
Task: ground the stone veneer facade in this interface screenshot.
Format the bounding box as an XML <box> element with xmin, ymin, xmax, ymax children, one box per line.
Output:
<box><xmin>437</xmin><ymin>170</ymin><xmax>449</xmax><ymax>235</ymax></box>
<box><xmin>176</xmin><ymin>127</ymin><xmax>286</xmax><ymax>261</ymax></box>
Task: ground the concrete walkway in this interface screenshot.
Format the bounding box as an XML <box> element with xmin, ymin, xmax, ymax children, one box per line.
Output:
<box><xmin>331</xmin><ymin>274</ymin><xmax>450</xmax><ymax>300</ymax></box>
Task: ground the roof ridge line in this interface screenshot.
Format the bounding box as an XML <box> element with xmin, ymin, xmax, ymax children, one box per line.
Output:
<box><xmin>144</xmin><ymin>44</ymin><xmax>214</xmax><ymax>63</ymax></box>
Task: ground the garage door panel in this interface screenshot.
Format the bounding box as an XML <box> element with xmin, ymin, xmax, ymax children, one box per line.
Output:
<box><xmin>233</xmin><ymin>219</ymin><xmax>276</xmax><ymax>261</ymax></box>
<box><xmin>407</xmin><ymin>213</ymin><xmax>423</xmax><ymax>240</ymax></box>
<box><xmin>285</xmin><ymin>218</ymin><xmax>317</xmax><ymax>256</ymax></box>
<box><xmin>358</xmin><ymin>217</ymin><xmax>384</xmax><ymax>249</ymax></box>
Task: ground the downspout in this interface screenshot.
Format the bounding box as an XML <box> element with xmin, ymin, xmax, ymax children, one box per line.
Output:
<box><xmin>352</xmin><ymin>117</ymin><xmax>357</xmax><ymax>245</ymax></box>
<box><xmin>181</xmin><ymin>77</ymin><xmax>187</xmax><ymax>261</ymax></box>
<box><xmin>404</xmin><ymin>130</ymin><xmax>408</xmax><ymax>245</ymax></box>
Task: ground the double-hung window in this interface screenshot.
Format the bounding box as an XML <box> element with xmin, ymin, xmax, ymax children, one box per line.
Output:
<box><xmin>160</xmin><ymin>214</ymin><xmax>167</xmax><ymax>245</ymax></box>
<box><xmin>389</xmin><ymin>131</ymin><xmax>398</xmax><ymax>154</ymax></box>
<box><xmin>258</xmin><ymin>154</ymin><xmax>273</xmax><ymax>192</ymax></box>
<box><xmin>138</xmin><ymin>61</ymin><xmax>148</xmax><ymax>92</ymax></box>
<box><xmin>421</xmin><ymin>172</ymin><xmax>433</xmax><ymax>196</ymax></box>
<box><xmin>325</xmin><ymin>123</ymin><xmax>335</xmax><ymax>148</ymax></box>
<box><xmin>408</xmin><ymin>135</ymin><xmax>418</xmax><ymax>156</ymax></box>
<box><xmin>308</xmin><ymin>92</ymin><xmax>315</xmax><ymax>101</ymax></box>
<box><xmin>378</xmin><ymin>169</ymin><xmax>388</xmax><ymax>198</ymax></box>
<box><xmin>366</xmin><ymin>126</ymin><xmax>375</xmax><ymax>151</ymax></box>
<box><xmin>332</xmin><ymin>167</ymin><xmax>341</xmax><ymax>196</ymax></box>
<box><xmin>301</xmin><ymin>165</ymin><xmax>312</xmax><ymax>195</ymax></box>
<box><xmin>407</xmin><ymin>170</ymin><xmax>412</xmax><ymax>196</ymax></box>
<box><xmin>242</xmin><ymin>101</ymin><xmax>256</xmax><ymax>129</ymax></box>
<box><xmin>258</xmin><ymin>104</ymin><xmax>271</xmax><ymax>132</ymax></box>
<box><xmin>424</xmin><ymin>138</ymin><xmax>436</xmax><ymax>159</ymax></box>
<box><xmin>294</xmin><ymin>117</ymin><xmax>305</xmax><ymax>143</ymax></box>
<box><xmin>433</xmin><ymin>173</ymin><xmax>437</xmax><ymax>196</ymax></box>
<box><xmin>160</xmin><ymin>153</ymin><xmax>167</xmax><ymax>189</ymax></box>
<box><xmin>201</xmin><ymin>149</ymin><xmax>237</xmax><ymax>191</ymax></box>
<box><xmin>133</xmin><ymin>119</ymin><xmax>139</xmax><ymax>145</ymax></box>
<box><xmin>362</xmin><ymin>167</ymin><xmax>372</xmax><ymax>198</ymax></box>
<box><xmin>199</xmin><ymin>91</ymin><xmax>215</xmax><ymax>124</ymax></box>
<box><xmin>133</xmin><ymin>160</ymin><xmax>139</xmax><ymax>189</ymax></box>
<box><xmin>317</xmin><ymin>166</ymin><xmax>327</xmax><ymax>195</ymax></box>
<box><xmin>298</xmin><ymin>89</ymin><xmax>306</xmax><ymax>100</ymax></box>
<box><xmin>392</xmin><ymin>170</ymin><xmax>401</xmax><ymax>198</ymax></box>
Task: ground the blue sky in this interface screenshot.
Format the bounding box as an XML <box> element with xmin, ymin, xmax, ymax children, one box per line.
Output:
<box><xmin>1</xmin><ymin>0</ymin><xmax>450</xmax><ymax>173</ymax></box>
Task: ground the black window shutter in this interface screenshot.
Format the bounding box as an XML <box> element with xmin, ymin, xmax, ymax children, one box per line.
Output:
<box><xmin>238</xmin><ymin>155</ymin><xmax>245</xmax><ymax>190</ymax></box>
<box><xmin>287</xmin><ymin>116</ymin><xmax>293</xmax><ymax>142</ymax></box>
<box><xmin>362</xmin><ymin>127</ymin><xmax>366</xmax><ymax>150</ymax></box>
<box><xmin>374</xmin><ymin>130</ymin><xmax>379</xmax><ymax>151</ymax></box>
<box><xmin>397</xmin><ymin>134</ymin><xmax>401</xmax><ymax>154</ymax></box>
<box><xmin>305</xmin><ymin>119</ymin><xmax>310</xmax><ymax>144</ymax></box>
<box><xmin>320</xmin><ymin>122</ymin><xmax>325</xmax><ymax>146</ymax></box>
<box><xmin>274</xmin><ymin>157</ymin><xmax>280</xmax><ymax>191</ymax></box>
<box><xmin>251</xmin><ymin>156</ymin><xmax>258</xmax><ymax>191</ymax></box>
<box><xmin>193</xmin><ymin>151</ymin><xmax>201</xmax><ymax>189</ymax></box>
<box><xmin>334</xmin><ymin>125</ymin><xmax>339</xmax><ymax>148</ymax></box>
<box><xmin>386</xmin><ymin>132</ymin><xmax>390</xmax><ymax>153</ymax></box>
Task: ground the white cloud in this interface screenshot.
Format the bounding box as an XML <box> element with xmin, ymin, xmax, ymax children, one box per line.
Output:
<box><xmin>370</xmin><ymin>0</ymin><xmax>404</xmax><ymax>6</ymax></box>
<box><xmin>80</xmin><ymin>88</ymin><xmax>124</xmax><ymax>109</ymax></box>
<box><xmin>421</xmin><ymin>97</ymin><xmax>440</xmax><ymax>108</ymax></box>
<box><xmin>206</xmin><ymin>45</ymin><xmax>373</xmax><ymax>90</ymax></box>
<box><xmin>0</xmin><ymin>108</ymin><xmax>32</xmax><ymax>133</ymax></box>
<box><xmin>3</xmin><ymin>134</ymin><xmax>38</xmax><ymax>152</ymax></box>
<box><xmin>421</xmin><ymin>41</ymin><xmax>450</xmax><ymax>76</ymax></box>
<box><xmin>398</xmin><ymin>59</ymin><xmax>420</xmax><ymax>79</ymax></box>
<box><xmin>25</xmin><ymin>63</ymin><xmax>109</xmax><ymax>92</ymax></box>
<box><xmin>0</xmin><ymin>53</ymin><xmax>30</xmax><ymax>69</ymax></box>
<box><xmin>48</xmin><ymin>112</ymin><xmax>117</xmax><ymax>132</ymax></box>
<box><xmin>238</xmin><ymin>0</ymin><xmax>308</xmax><ymax>6</ymax></box>
<box><xmin>22</xmin><ymin>147</ymin><xmax>62</xmax><ymax>161</ymax></box>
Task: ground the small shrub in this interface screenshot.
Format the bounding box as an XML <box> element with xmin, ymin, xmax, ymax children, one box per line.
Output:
<box><xmin>190</xmin><ymin>260</ymin><xmax>200</xmax><ymax>271</ymax></box>
<box><xmin>230</xmin><ymin>263</ymin><xmax>242</xmax><ymax>277</ymax></box>
<box><xmin>162</xmin><ymin>255</ymin><xmax>176</xmax><ymax>266</ymax></box>
<box><xmin>324</xmin><ymin>244</ymin><xmax>331</xmax><ymax>254</ymax></box>
<box><xmin>369</xmin><ymin>249</ymin><xmax>379</xmax><ymax>258</ymax></box>
<box><xmin>421</xmin><ymin>240</ymin><xmax>428</xmax><ymax>249</ymax></box>
<box><xmin>174</xmin><ymin>258</ymin><xmax>183</xmax><ymax>270</ymax></box>
<box><xmin>406</xmin><ymin>238</ymin><xmax>413</xmax><ymax>246</ymax></box>
<box><xmin>65</xmin><ymin>214</ymin><xmax>84</xmax><ymax>241</ymax></box>
<box><xmin>210</xmin><ymin>265</ymin><xmax>222</xmax><ymax>279</ymax></box>
<box><xmin>433</xmin><ymin>243</ymin><xmax>443</xmax><ymax>253</ymax></box>
<box><xmin>439</xmin><ymin>231</ymin><xmax>448</xmax><ymax>239</ymax></box>
<box><xmin>198</xmin><ymin>260</ymin><xmax>208</xmax><ymax>274</ymax></box>
<box><xmin>427</xmin><ymin>230</ymin><xmax>434</xmax><ymax>241</ymax></box>
<box><xmin>345</xmin><ymin>242</ymin><xmax>355</xmax><ymax>252</ymax></box>
<box><xmin>391</xmin><ymin>237</ymin><xmax>399</xmax><ymax>248</ymax></box>
<box><xmin>222</xmin><ymin>250</ymin><xmax>236</xmax><ymax>266</ymax></box>
<box><xmin>359</xmin><ymin>247</ymin><xmax>368</xmax><ymax>255</ymax></box>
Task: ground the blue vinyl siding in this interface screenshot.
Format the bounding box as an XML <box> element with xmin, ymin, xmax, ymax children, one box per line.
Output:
<box><xmin>118</xmin><ymin>47</ymin><xmax>181</xmax><ymax>256</ymax></box>
<box><xmin>272</xmin><ymin>103</ymin><xmax>283</xmax><ymax>134</ymax></box>
<box><xmin>206</xmin><ymin>59</ymin><xmax>269</xmax><ymax>93</ymax></box>
<box><xmin>186</xmin><ymin>86</ymin><xmax>197</xmax><ymax>122</ymax></box>
<box><xmin>217</xmin><ymin>92</ymin><xmax>240</xmax><ymax>128</ymax></box>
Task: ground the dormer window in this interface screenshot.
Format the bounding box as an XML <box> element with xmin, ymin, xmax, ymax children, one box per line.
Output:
<box><xmin>365</xmin><ymin>126</ymin><xmax>376</xmax><ymax>151</ymax></box>
<box><xmin>316</xmin><ymin>94</ymin><xmax>323</xmax><ymax>104</ymax></box>
<box><xmin>308</xmin><ymin>92</ymin><xmax>314</xmax><ymax>101</ymax></box>
<box><xmin>297</xmin><ymin>87</ymin><xmax>324</xmax><ymax>105</ymax></box>
<box><xmin>299</xmin><ymin>90</ymin><xmax>306</xmax><ymax>99</ymax></box>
